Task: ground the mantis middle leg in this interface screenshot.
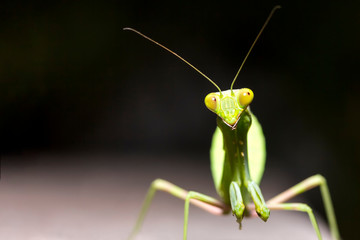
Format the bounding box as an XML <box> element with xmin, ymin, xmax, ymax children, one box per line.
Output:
<box><xmin>250</xmin><ymin>174</ymin><xmax>340</xmax><ymax>240</ymax></box>
<box><xmin>127</xmin><ymin>178</ymin><xmax>230</xmax><ymax>240</ymax></box>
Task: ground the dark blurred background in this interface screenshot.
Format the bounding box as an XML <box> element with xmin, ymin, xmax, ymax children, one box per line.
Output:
<box><xmin>1</xmin><ymin>0</ymin><xmax>359</xmax><ymax>239</ymax></box>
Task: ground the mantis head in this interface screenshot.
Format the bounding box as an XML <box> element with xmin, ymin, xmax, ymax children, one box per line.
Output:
<box><xmin>205</xmin><ymin>88</ymin><xmax>253</xmax><ymax>129</ymax></box>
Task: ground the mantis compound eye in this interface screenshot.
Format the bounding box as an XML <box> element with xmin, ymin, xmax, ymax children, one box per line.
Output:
<box><xmin>204</xmin><ymin>93</ymin><xmax>219</xmax><ymax>112</ymax></box>
<box><xmin>237</xmin><ymin>88</ymin><xmax>254</xmax><ymax>107</ymax></box>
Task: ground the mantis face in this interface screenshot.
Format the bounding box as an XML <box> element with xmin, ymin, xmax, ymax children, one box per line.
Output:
<box><xmin>205</xmin><ymin>88</ymin><xmax>254</xmax><ymax>129</ymax></box>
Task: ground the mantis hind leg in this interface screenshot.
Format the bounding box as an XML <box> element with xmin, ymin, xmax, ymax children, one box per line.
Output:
<box><xmin>127</xmin><ymin>178</ymin><xmax>230</xmax><ymax>240</ymax></box>
<box><xmin>258</xmin><ymin>174</ymin><xmax>340</xmax><ymax>240</ymax></box>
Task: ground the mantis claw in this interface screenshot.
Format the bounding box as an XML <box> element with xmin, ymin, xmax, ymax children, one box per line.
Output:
<box><xmin>236</xmin><ymin>218</ymin><xmax>243</xmax><ymax>230</ymax></box>
<box><xmin>256</xmin><ymin>206</ymin><xmax>270</xmax><ymax>222</ymax></box>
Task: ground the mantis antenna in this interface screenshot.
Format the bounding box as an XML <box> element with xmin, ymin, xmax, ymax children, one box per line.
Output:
<box><xmin>230</xmin><ymin>5</ymin><xmax>281</xmax><ymax>92</ymax></box>
<box><xmin>123</xmin><ymin>27</ymin><xmax>222</xmax><ymax>94</ymax></box>
<box><xmin>124</xmin><ymin>5</ymin><xmax>280</xmax><ymax>94</ymax></box>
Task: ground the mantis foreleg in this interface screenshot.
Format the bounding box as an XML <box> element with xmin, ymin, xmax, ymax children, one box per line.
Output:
<box><xmin>247</xmin><ymin>181</ymin><xmax>270</xmax><ymax>221</ymax></box>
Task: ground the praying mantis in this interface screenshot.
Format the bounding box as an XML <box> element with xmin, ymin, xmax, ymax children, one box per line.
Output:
<box><xmin>124</xmin><ymin>6</ymin><xmax>340</xmax><ymax>240</ymax></box>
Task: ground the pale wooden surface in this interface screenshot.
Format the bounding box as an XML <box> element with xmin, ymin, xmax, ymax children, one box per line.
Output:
<box><xmin>0</xmin><ymin>153</ymin><xmax>332</xmax><ymax>240</ymax></box>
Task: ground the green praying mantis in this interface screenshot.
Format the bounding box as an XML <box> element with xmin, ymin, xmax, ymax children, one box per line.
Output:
<box><xmin>124</xmin><ymin>6</ymin><xmax>341</xmax><ymax>240</ymax></box>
